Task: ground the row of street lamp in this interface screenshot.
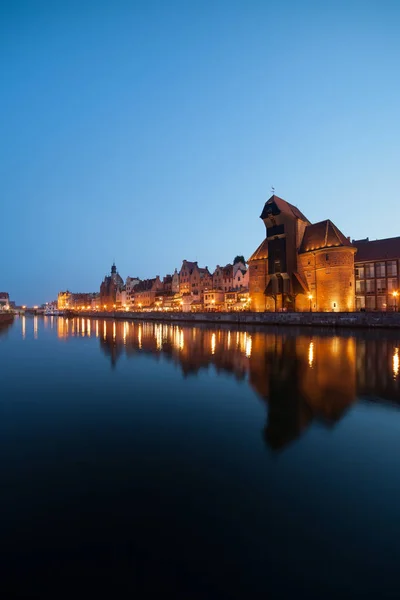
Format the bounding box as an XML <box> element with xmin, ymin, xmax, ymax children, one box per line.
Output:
<box><xmin>307</xmin><ymin>291</ymin><xmax>399</xmax><ymax>312</ymax></box>
<box><xmin>65</xmin><ymin>291</ymin><xmax>400</xmax><ymax>314</ymax></box>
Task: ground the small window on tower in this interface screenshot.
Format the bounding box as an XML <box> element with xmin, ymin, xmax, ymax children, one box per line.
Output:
<box><xmin>326</xmin><ymin>254</ymin><xmax>329</xmax><ymax>261</ymax></box>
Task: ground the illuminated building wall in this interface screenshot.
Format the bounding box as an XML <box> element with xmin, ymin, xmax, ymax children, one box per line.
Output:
<box><xmin>249</xmin><ymin>195</ymin><xmax>356</xmax><ymax>312</ymax></box>
<box><xmin>353</xmin><ymin>237</ymin><xmax>400</xmax><ymax>311</ymax></box>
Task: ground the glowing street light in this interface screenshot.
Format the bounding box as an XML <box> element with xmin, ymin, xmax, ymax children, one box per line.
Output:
<box><xmin>393</xmin><ymin>291</ymin><xmax>398</xmax><ymax>312</ymax></box>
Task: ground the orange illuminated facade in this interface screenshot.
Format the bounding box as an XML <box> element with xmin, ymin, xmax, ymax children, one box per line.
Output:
<box><xmin>249</xmin><ymin>195</ymin><xmax>356</xmax><ymax>312</ymax></box>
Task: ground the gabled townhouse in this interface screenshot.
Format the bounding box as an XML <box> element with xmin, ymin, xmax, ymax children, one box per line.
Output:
<box><xmin>132</xmin><ymin>276</ymin><xmax>163</xmax><ymax>309</ymax></box>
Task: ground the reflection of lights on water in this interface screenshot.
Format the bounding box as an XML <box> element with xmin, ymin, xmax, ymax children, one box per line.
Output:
<box><xmin>76</xmin><ymin>319</ymin><xmax>80</xmax><ymax>334</ymax></box>
<box><xmin>394</xmin><ymin>348</ymin><xmax>399</xmax><ymax>379</ymax></box>
<box><xmin>308</xmin><ymin>342</ymin><xmax>314</xmax><ymax>367</ymax></box>
<box><xmin>87</xmin><ymin>320</ymin><xmax>91</xmax><ymax>337</ymax></box>
<box><xmin>211</xmin><ymin>333</ymin><xmax>216</xmax><ymax>355</ymax></box>
<box><xmin>155</xmin><ymin>324</ymin><xmax>162</xmax><ymax>351</ymax></box>
<box><xmin>138</xmin><ymin>325</ymin><xmax>142</xmax><ymax>349</ymax></box>
<box><xmin>50</xmin><ymin>316</ymin><xmax>54</xmax><ymax>329</ymax></box>
<box><xmin>96</xmin><ymin>320</ymin><xmax>99</xmax><ymax>338</ymax></box>
<box><xmin>245</xmin><ymin>335</ymin><xmax>252</xmax><ymax>358</ymax></box>
<box><xmin>81</xmin><ymin>318</ymin><xmax>85</xmax><ymax>337</ymax></box>
<box><xmin>34</xmin><ymin>316</ymin><xmax>38</xmax><ymax>339</ymax></box>
<box><xmin>239</xmin><ymin>332</ymin><xmax>248</xmax><ymax>354</ymax></box>
<box><xmin>179</xmin><ymin>331</ymin><xmax>184</xmax><ymax>351</ymax></box>
<box><xmin>57</xmin><ymin>318</ymin><xmax>65</xmax><ymax>339</ymax></box>
<box><xmin>113</xmin><ymin>322</ymin><xmax>116</xmax><ymax>341</ymax></box>
<box><xmin>21</xmin><ymin>316</ymin><xmax>26</xmax><ymax>340</ymax></box>
<box><xmin>103</xmin><ymin>321</ymin><xmax>106</xmax><ymax>341</ymax></box>
<box><xmin>331</xmin><ymin>337</ymin><xmax>339</xmax><ymax>355</ymax></box>
<box><xmin>236</xmin><ymin>332</ymin><xmax>239</xmax><ymax>346</ymax></box>
<box><xmin>227</xmin><ymin>331</ymin><xmax>231</xmax><ymax>349</ymax></box>
<box><xmin>123</xmin><ymin>322</ymin><xmax>127</xmax><ymax>344</ymax></box>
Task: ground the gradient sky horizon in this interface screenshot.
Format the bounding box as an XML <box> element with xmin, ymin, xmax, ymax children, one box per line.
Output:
<box><xmin>2</xmin><ymin>0</ymin><xmax>400</xmax><ymax>305</ymax></box>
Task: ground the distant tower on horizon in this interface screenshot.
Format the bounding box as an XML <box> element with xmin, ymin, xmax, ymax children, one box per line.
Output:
<box><xmin>100</xmin><ymin>262</ymin><xmax>124</xmax><ymax>306</ymax></box>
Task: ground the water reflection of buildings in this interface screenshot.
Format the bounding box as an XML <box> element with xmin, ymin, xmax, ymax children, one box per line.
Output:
<box><xmin>56</xmin><ymin>318</ymin><xmax>400</xmax><ymax>450</ymax></box>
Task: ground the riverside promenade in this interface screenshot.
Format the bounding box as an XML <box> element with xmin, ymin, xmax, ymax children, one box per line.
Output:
<box><xmin>74</xmin><ymin>310</ymin><xmax>400</xmax><ymax>329</ymax></box>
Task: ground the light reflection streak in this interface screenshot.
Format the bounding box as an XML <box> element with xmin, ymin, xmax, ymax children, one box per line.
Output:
<box><xmin>245</xmin><ymin>334</ymin><xmax>252</xmax><ymax>358</ymax></box>
<box><xmin>123</xmin><ymin>322</ymin><xmax>127</xmax><ymax>344</ymax></box>
<box><xmin>96</xmin><ymin>320</ymin><xmax>99</xmax><ymax>338</ymax></box>
<box><xmin>34</xmin><ymin>316</ymin><xmax>38</xmax><ymax>339</ymax></box>
<box><xmin>138</xmin><ymin>325</ymin><xmax>142</xmax><ymax>349</ymax></box>
<box><xmin>308</xmin><ymin>342</ymin><xmax>314</xmax><ymax>368</ymax></box>
<box><xmin>103</xmin><ymin>321</ymin><xmax>106</xmax><ymax>341</ymax></box>
<box><xmin>57</xmin><ymin>318</ymin><xmax>65</xmax><ymax>339</ymax></box>
<box><xmin>394</xmin><ymin>348</ymin><xmax>399</xmax><ymax>379</ymax></box>
<box><xmin>87</xmin><ymin>320</ymin><xmax>91</xmax><ymax>337</ymax></box>
<box><xmin>81</xmin><ymin>318</ymin><xmax>85</xmax><ymax>337</ymax></box>
<box><xmin>113</xmin><ymin>322</ymin><xmax>116</xmax><ymax>341</ymax></box>
<box><xmin>156</xmin><ymin>324</ymin><xmax>162</xmax><ymax>351</ymax></box>
<box><xmin>21</xmin><ymin>316</ymin><xmax>26</xmax><ymax>340</ymax></box>
<box><xmin>179</xmin><ymin>330</ymin><xmax>184</xmax><ymax>351</ymax></box>
<box><xmin>211</xmin><ymin>333</ymin><xmax>216</xmax><ymax>355</ymax></box>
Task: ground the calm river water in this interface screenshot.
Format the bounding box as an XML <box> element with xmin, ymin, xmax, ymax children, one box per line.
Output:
<box><xmin>1</xmin><ymin>315</ymin><xmax>400</xmax><ymax>597</ymax></box>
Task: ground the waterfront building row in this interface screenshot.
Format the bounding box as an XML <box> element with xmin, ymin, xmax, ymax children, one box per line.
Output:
<box><xmin>56</xmin><ymin>194</ymin><xmax>399</xmax><ymax>314</ymax></box>
<box><xmin>0</xmin><ymin>292</ymin><xmax>10</xmax><ymax>311</ymax></box>
<box><xmin>89</xmin><ymin>257</ymin><xmax>250</xmax><ymax>313</ymax></box>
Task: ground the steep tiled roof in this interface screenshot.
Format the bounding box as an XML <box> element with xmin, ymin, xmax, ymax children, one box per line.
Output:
<box><xmin>260</xmin><ymin>195</ymin><xmax>310</xmax><ymax>223</ymax></box>
<box><xmin>248</xmin><ymin>238</ymin><xmax>268</xmax><ymax>262</ymax></box>
<box><xmin>299</xmin><ymin>220</ymin><xmax>354</xmax><ymax>253</ymax></box>
<box><xmin>222</xmin><ymin>264</ymin><xmax>233</xmax><ymax>276</ymax></box>
<box><xmin>353</xmin><ymin>237</ymin><xmax>400</xmax><ymax>262</ymax></box>
<box><xmin>181</xmin><ymin>261</ymin><xmax>197</xmax><ymax>273</ymax></box>
<box><xmin>133</xmin><ymin>278</ymin><xmax>156</xmax><ymax>292</ymax></box>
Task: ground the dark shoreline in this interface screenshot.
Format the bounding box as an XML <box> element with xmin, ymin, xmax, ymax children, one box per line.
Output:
<box><xmin>0</xmin><ymin>313</ymin><xmax>14</xmax><ymax>325</ymax></box>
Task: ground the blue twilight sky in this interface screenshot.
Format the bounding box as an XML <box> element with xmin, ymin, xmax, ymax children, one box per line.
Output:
<box><xmin>1</xmin><ymin>0</ymin><xmax>400</xmax><ymax>305</ymax></box>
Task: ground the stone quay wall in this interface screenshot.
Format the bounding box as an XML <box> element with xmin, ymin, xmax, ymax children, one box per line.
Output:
<box><xmin>76</xmin><ymin>310</ymin><xmax>400</xmax><ymax>329</ymax></box>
